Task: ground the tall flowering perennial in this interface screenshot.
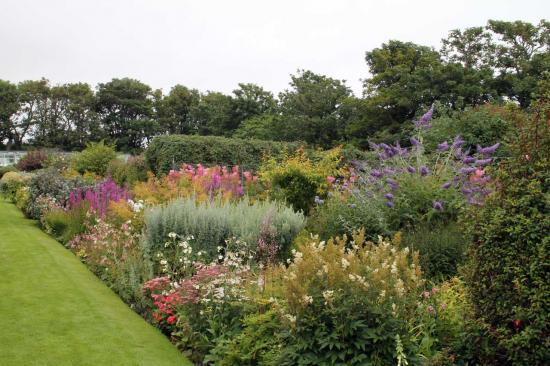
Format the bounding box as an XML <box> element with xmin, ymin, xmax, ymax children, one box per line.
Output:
<box><xmin>69</xmin><ymin>178</ymin><xmax>131</xmax><ymax>217</ymax></box>
<box><xmin>332</xmin><ymin>107</ymin><xmax>500</xmax><ymax>219</ymax></box>
<box><xmin>134</xmin><ymin>163</ymin><xmax>258</xmax><ymax>204</ymax></box>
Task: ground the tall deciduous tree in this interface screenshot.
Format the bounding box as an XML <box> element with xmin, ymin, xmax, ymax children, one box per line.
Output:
<box><xmin>156</xmin><ymin>84</ymin><xmax>200</xmax><ymax>135</ymax></box>
<box><xmin>0</xmin><ymin>80</ymin><xmax>20</xmax><ymax>150</ymax></box>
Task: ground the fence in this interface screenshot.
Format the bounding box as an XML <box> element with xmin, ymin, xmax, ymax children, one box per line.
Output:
<box><xmin>0</xmin><ymin>151</ymin><xmax>26</xmax><ymax>167</ymax></box>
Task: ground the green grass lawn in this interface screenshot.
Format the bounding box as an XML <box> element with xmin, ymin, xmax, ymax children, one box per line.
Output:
<box><xmin>0</xmin><ymin>200</ymin><xmax>191</xmax><ymax>366</ymax></box>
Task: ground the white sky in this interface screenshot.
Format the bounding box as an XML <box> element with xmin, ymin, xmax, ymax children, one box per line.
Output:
<box><xmin>0</xmin><ymin>0</ymin><xmax>548</xmax><ymax>96</ymax></box>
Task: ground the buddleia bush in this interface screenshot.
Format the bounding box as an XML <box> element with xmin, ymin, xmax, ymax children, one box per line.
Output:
<box><xmin>143</xmin><ymin>197</ymin><xmax>305</xmax><ymax>263</ymax></box>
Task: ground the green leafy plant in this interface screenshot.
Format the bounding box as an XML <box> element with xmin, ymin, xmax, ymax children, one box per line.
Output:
<box><xmin>72</xmin><ymin>141</ymin><xmax>117</xmax><ymax>176</ymax></box>
<box><xmin>16</xmin><ymin>150</ymin><xmax>49</xmax><ymax>171</ymax></box>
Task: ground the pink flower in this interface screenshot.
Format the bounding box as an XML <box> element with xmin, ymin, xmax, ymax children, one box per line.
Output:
<box><xmin>166</xmin><ymin>315</ymin><xmax>177</xmax><ymax>325</ymax></box>
<box><xmin>327</xmin><ymin>176</ymin><xmax>336</xmax><ymax>185</ymax></box>
<box><xmin>427</xmin><ymin>305</ymin><xmax>435</xmax><ymax>314</ymax></box>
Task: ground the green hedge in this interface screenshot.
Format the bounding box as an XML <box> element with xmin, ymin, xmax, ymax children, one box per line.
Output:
<box><xmin>145</xmin><ymin>135</ymin><xmax>302</xmax><ymax>174</ymax></box>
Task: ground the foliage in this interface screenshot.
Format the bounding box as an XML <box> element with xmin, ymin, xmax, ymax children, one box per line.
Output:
<box><xmin>14</xmin><ymin>186</ymin><xmax>30</xmax><ymax>211</ymax></box>
<box><xmin>133</xmin><ymin>163</ymin><xmax>258</xmax><ymax>205</ymax></box>
<box><xmin>402</xmin><ymin>222</ymin><xmax>468</xmax><ymax>280</ymax></box>
<box><xmin>15</xmin><ymin>150</ymin><xmax>49</xmax><ymax>171</ymax></box>
<box><xmin>144</xmin><ymin>197</ymin><xmax>305</xmax><ymax>262</ymax></box>
<box><xmin>106</xmin><ymin>155</ymin><xmax>149</xmax><ymax>188</ymax></box>
<box><xmin>72</xmin><ymin>141</ymin><xmax>117</xmax><ymax>176</ymax></box>
<box><xmin>259</xmin><ymin>147</ymin><xmax>343</xmax><ymax>213</ymax></box>
<box><xmin>25</xmin><ymin>168</ymin><xmax>88</xmax><ymax>219</ymax></box>
<box><xmin>145</xmin><ymin>134</ymin><xmax>301</xmax><ymax>174</ymax></box>
<box><xmin>462</xmin><ymin>95</ymin><xmax>550</xmax><ymax>365</ymax></box>
<box><xmin>43</xmin><ymin>203</ymin><xmax>89</xmax><ymax>244</ymax></box>
<box><xmin>0</xmin><ymin>171</ymin><xmax>31</xmax><ymax>202</ymax></box>
<box><xmin>276</xmin><ymin>231</ymin><xmax>423</xmax><ymax>365</ymax></box>
<box><xmin>0</xmin><ymin>165</ymin><xmax>17</xmax><ymax>179</ymax></box>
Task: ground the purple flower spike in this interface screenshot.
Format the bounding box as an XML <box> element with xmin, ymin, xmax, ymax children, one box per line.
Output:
<box><xmin>384</xmin><ymin>193</ymin><xmax>394</xmax><ymax>201</ymax></box>
<box><xmin>385</xmin><ymin>201</ymin><xmax>395</xmax><ymax>208</ymax></box>
<box><xmin>410</xmin><ymin>137</ymin><xmax>421</xmax><ymax>146</ymax></box>
<box><xmin>433</xmin><ymin>200</ymin><xmax>444</xmax><ymax>211</ymax></box>
<box><xmin>420</xmin><ymin>166</ymin><xmax>429</xmax><ymax>176</ymax></box>
<box><xmin>480</xmin><ymin>143</ymin><xmax>500</xmax><ymax>156</ymax></box>
<box><xmin>407</xmin><ymin>166</ymin><xmax>416</xmax><ymax>174</ymax></box>
<box><xmin>370</xmin><ymin>169</ymin><xmax>383</xmax><ymax>178</ymax></box>
<box><xmin>462</xmin><ymin>156</ymin><xmax>476</xmax><ymax>164</ymax></box>
<box><xmin>460</xmin><ymin>167</ymin><xmax>477</xmax><ymax>175</ymax></box>
<box><xmin>414</xmin><ymin>106</ymin><xmax>434</xmax><ymax>129</ymax></box>
<box><xmin>475</xmin><ymin>158</ymin><xmax>492</xmax><ymax>166</ymax></box>
<box><xmin>437</xmin><ymin>141</ymin><xmax>449</xmax><ymax>152</ymax></box>
<box><xmin>452</xmin><ymin>135</ymin><xmax>465</xmax><ymax>149</ymax></box>
<box><xmin>441</xmin><ymin>182</ymin><xmax>451</xmax><ymax>189</ymax></box>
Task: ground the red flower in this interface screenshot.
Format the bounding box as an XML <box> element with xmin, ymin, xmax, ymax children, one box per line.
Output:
<box><xmin>513</xmin><ymin>319</ymin><xmax>521</xmax><ymax>331</ymax></box>
<box><xmin>166</xmin><ymin>315</ymin><xmax>177</xmax><ymax>325</ymax></box>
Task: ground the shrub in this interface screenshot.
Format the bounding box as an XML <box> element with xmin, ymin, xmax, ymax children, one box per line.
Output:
<box><xmin>0</xmin><ymin>171</ymin><xmax>31</xmax><ymax>202</ymax></box>
<box><xmin>0</xmin><ymin>165</ymin><xmax>17</xmax><ymax>179</ymax></box>
<box><xmin>145</xmin><ymin>134</ymin><xmax>302</xmax><ymax>174</ymax></box>
<box><xmin>276</xmin><ymin>231</ymin><xmax>424</xmax><ymax>365</ymax></box>
<box><xmin>144</xmin><ymin>197</ymin><xmax>305</xmax><ymax>263</ymax></box>
<box><xmin>16</xmin><ymin>150</ymin><xmax>49</xmax><ymax>171</ymax></box>
<box><xmin>15</xmin><ymin>186</ymin><xmax>30</xmax><ymax>211</ymax></box>
<box><xmin>402</xmin><ymin>222</ymin><xmax>468</xmax><ymax>280</ymax></box>
<box><xmin>43</xmin><ymin>203</ymin><xmax>89</xmax><ymax>244</ymax></box>
<box><xmin>72</xmin><ymin>141</ymin><xmax>117</xmax><ymax>176</ymax></box>
<box><xmin>462</xmin><ymin>96</ymin><xmax>550</xmax><ymax>365</ymax></box>
<box><xmin>106</xmin><ymin>155</ymin><xmax>148</xmax><ymax>188</ymax></box>
<box><xmin>26</xmin><ymin>168</ymin><xmax>88</xmax><ymax>219</ymax></box>
<box><xmin>259</xmin><ymin>147</ymin><xmax>343</xmax><ymax>213</ymax></box>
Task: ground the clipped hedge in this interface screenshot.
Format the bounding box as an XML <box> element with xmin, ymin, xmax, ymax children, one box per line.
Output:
<box><xmin>145</xmin><ymin>135</ymin><xmax>302</xmax><ymax>174</ymax></box>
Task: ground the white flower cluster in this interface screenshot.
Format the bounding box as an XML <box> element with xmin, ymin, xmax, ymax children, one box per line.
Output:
<box><xmin>127</xmin><ymin>199</ymin><xmax>145</xmax><ymax>212</ymax></box>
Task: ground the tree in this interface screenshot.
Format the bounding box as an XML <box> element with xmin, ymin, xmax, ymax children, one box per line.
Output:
<box><xmin>191</xmin><ymin>91</ymin><xmax>234</xmax><ymax>136</ymax></box>
<box><xmin>156</xmin><ymin>84</ymin><xmax>200</xmax><ymax>135</ymax></box>
<box><xmin>230</xmin><ymin>83</ymin><xmax>277</xmax><ymax>131</ymax></box>
<box><xmin>96</xmin><ymin>78</ymin><xmax>156</xmax><ymax>152</ymax></box>
<box><xmin>278</xmin><ymin>70</ymin><xmax>352</xmax><ymax>147</ymax></box>
<box><xmin>0</xmin><ymin>80</ymin><xmax>19</xmax><ymax>150</ymax></box>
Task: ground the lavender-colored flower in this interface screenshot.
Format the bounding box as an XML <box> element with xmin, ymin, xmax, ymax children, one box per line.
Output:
<box><xmin>480</xmin><ymin>143</ymin><xmax>500</xmax><ymax>156</ymax></box>
<box><xmin>384</xmin><ymin>193</ymin><xmax>394</xmax><ymax>201</ymax></box>
<box><xmin>420</xmin><ymin>166</ymin><xmax>429</xmax><ymax>176</ymax></box>
<box><xmin>414</xmin><ymin>106</ymin><xmax>434</xmax><ymax>129</ymax></box>
<box><xmin>432</xmin><ymin>200</ymin><xmax>444</xmax><ymax>211</ymax></box>
<box><xmin>410</xmin><ymin>137</ymin><xmax>421</xmax><ymax>146</ymax></box>
<box><xmin>462</xmin><ymin>156</ymin><xmax>476</xmax><ymax>164</ymax></box>
<box><xmin>437</xmin><ymin>141</ymin><xmax>449</xmax><ymax>152</ymax></box>
<box><xmin>460</xmin><ymin>167</ymin><xmax>477</xmax><ymax>175</ymax></box>
<box><xmin>452</xmin><ymin>135</ymin><xmax>465</xmax><ymax>149</ymax></box>
<box><xmin>314</xmin><ymin>196</ymin><xmax>324</xmax><ymax>205</ymax></box>
<box><xmin>385</xmin><ymin>201</ymin><xmax>395</xmax><ymax>208</ymax></box>
<box><xmin>370</xmin><ymin>170</ymin><xmax>383</xmax><ymax>178</ymax></box>
<box><xmin>348</xmin><ymin>203</ymin><xmax>357</xmax><ymax>209</ymax></box>
<box><xmin>475</xmin><ymin>158</ymin><xmax>492</xmax><ymax>166</ymax></box>
<box><xmin>441</xmin><ymin>182</ymin><xmax>451</xmax><ymax>189</ymax></box>
<box><xmin>461</xmin><ymin>187</ymin><xmax>473</xmax><ymax>195</ymax></box>
<box><xmin>407</xmin><ymin>166</ymin><xmax>416</xmax><ymax>174</ymax></box>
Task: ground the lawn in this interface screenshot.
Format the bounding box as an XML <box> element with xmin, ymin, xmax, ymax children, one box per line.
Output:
<box><xmin>0</xmin><ymin>200</ymin><xmax>191</xmax><ymax>366</ymax></box>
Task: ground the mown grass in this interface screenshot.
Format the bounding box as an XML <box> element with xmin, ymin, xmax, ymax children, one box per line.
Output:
<box><xmin>0</xmin><ymin>200</ymin><xmax>191</xmax><ymax>366</ymax></box>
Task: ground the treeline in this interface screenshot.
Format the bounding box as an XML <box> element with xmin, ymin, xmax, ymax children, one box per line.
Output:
<box><xmin>0</xmin><ymin>19</ymin><xmax>548</xmax><ymax>152</ymax></box>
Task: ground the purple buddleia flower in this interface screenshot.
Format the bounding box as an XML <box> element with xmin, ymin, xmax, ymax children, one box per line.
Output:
<box><xmin>452</xmin><ymin>135</ymin><xmax>465</xmax><ymax>149</ymax></box>
<box><xmin>384</xmin><ymin>193</ymin><xmax>394</xmax><ymax>201</ymax></box>
<box><xmin>432</xmin><ymin>200</ymin><xmax>444</xmax><ymax>211</ymax></box>
<box><xmin>407</xmin><ymin>166</ymin><xmax>416</xmax><ymax>174</ymax></box>
<box><xmin>461</xmin><ymin>187</ymin><xmax>473</xmax><ymax>195</ymax></box>
<box><xmin>414</xmin><ymin>106</ymin><xmax>434</xmax><ymax>129</ymax></box>
<box><xmin>371</xmin><ymin>170</ymin><xmax>383</xmax><ymax>178</ymax></box>
<box><xmin>385</xmin><ymin>201</ymin><xmax>395</xmax><ymax>208</ymax></box>
<box><xmin>441</xmin><ymin>182</ymin><xmax>451</xmax><ymax>189</ymax></box>
<box><xmin>460</xmin><ymin>167</ymin><xmax>477</xmax><ymax>175</ymax></box>
<box><xmin>437</xmin><ymin>141</ymin><xmax>449</xmax><ymax>152</ymax></box>
<box><xmin>462</xmin><ymin>156</ymin><xmax>476</xmax><ymax>164</ymax></box>
<box><xmin>420</xmin><ymin>166</ymin><xmax>429</xmax><ymax>176</ymax></box>
<box><xmin>476</xmin><ymin>144</ymin><xmax>483</xmax><ymax>154</ymax></box>
<box><xmin>410</xmin><ymin>137</ymin><xmax>421</xmax><ymax>146</ymax></box>
<box><xmin>475</xmin><ymin>158</ymin><xmax>492</xmax><ymax>166</ymax></box>
<box><xmin>480</xmin><ymin>143</ymin><xmax>500</xmax><ymax>156</ymax></box>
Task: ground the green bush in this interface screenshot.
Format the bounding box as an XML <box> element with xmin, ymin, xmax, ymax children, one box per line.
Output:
<box><xmin>0</xmin><ymin>165</ymin><xmax>17</xmax><ymax>179</ymax></box>
<box><xmin>463</xmin><ymin>96</ymin><xmax>550</xmax><ymax>365</ymax></box>
<box><xmin>15</xmin><ymin>186</ymin><xmax>30</xmax><ymax>211</ymax></box>
<box><xmin>143</xmin><ymin>197</ymin><xmax>305</xmax><ymax>263</ymax></box>
<box><xmin>106</xmin><ymin>155</ymin><xmax>148</xmax><ymax>187</ymax></box>
<box><xmin>402</xmin><ymin>222</ymin><xmax>468</xmax><ymax>280</ymax></box>
<box><xmin>72</xmin><ymin>141</ymin><xmax>117</xmax><ymax>176</ymax></box>
<box><xmin>0</xmin><ymin>171</ymin><xmax>31</xmax><ymax>202</ymax></box>
<box><xmin>43</xmin><ymin>204</ymin><xmax>89</xmax><ymax>244</ymax></box>
<box><xmin>145</xmin><ymin>134</ymin><xmax>301</xmax><ymax>174</ymax></box>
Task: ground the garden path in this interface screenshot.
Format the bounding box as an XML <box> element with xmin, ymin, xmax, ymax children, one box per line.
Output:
<box><xmin>0</xmin><ymin>200</ymin><xmax>191</xmax><ymax>366</ymax></box>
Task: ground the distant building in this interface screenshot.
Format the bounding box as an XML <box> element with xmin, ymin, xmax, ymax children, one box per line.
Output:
<box><xmin>0</xmin><ymin>151</ymin><xmax>27</xmax><ymax>167</ymax></box>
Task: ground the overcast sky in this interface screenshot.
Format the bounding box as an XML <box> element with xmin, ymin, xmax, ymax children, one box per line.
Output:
<box><xmin>0</xmin><ymin>0</ymin><xmax>548</xmax><ymax>96</ymax></box>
